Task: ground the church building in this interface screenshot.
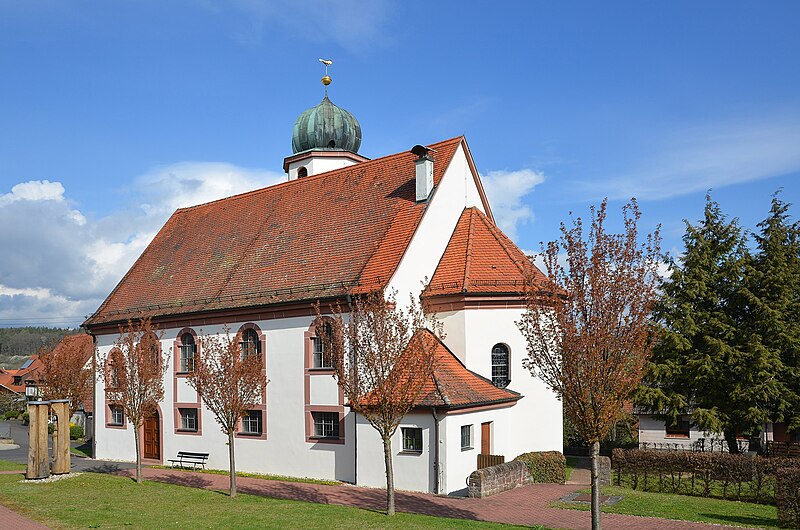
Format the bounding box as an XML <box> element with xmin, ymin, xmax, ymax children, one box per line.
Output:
<box><xmin>84</xmin><ymin>72</ymin><xmax>562</xmax><ymax>495</ymax></box>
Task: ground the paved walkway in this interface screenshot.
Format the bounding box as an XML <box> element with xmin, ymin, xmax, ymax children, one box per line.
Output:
<box><xmin>0</xmin><ymin>471</ymin><xmax>50</xmax><ymax>529</ymax></box>
<box><xmin>120</xmin><ymin>467</ymin><xmax>755</xmax><ymax>530</ymax></box>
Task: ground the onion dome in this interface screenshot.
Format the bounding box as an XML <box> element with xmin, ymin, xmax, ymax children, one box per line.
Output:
<box><xmin>291</xmin><ymin>96</ymin><xmax>362</xmax><ymax>154</ymax></box>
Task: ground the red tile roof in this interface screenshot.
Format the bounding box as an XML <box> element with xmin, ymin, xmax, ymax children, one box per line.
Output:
<box><xmin>0</xmin><ymin>355</ymin><xmax>43</xmax><ymax>394</ymax></box>
<box><xmin>414</xmin><ymin>329</ymin><xmax>521</xmax><ymax>409</ymax></box>
<box><xmin>424</xmin><ymin>207</ymin><xmax>547</xmax><ymax>297</ymax></box>
<box><xmin>86</xmin><ymin>137</ymin><xmax>469</xmax><ymax>326</ymax></box>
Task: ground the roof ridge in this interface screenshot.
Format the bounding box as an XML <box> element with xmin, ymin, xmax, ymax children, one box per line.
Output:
<box><xmin>463</xmin><ymin>208</ymin><xmax>476</xmax><ymax>293</ymax></box>
<box><xmin>177</xmin><ymin>136</ymin><xmax>466</xmax><ymax>214</ymax></box>
<box><xmin>474</xmin><ymin>209</ymin><xmax>530</xmax><ymax>277</ymax></box>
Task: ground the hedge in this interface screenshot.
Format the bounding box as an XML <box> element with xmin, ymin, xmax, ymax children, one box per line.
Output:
<box><xmin>777</xmin><ymin>467</ymin><xmax>800</xmax><ymax>528</ymax></box>
<box><xmin>514</xmin><ymin>451</ymin><xmax>566</xmax><ymax>484</ymax></box>
<box><xmin>612</xmin><ymin>448</ymin><xmax>800</xmax><ymax>504</ymax></box>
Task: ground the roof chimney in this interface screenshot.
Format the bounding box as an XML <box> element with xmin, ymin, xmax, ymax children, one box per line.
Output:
<box><xmin>412</xmin><ymin>145</ymin><xmax>434</xmax><ymax>202</ymax></box>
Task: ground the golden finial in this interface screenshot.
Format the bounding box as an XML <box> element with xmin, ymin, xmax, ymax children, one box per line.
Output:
<box><xmin>319</xmin><ymin>58</ymin><xmax>333</xmax><ymax>94</ymax></box>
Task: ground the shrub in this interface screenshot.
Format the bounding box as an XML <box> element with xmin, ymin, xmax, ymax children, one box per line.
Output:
<box><xmin>69</xmin><ymin>424</ymin><xmax>84</xmax><ymax>440</ymax></box>
<box><xmin>514</xmin><ymin>451</ymin><xmax>566</xmax><ymax>484</ymax></box>
<box><xmin>21</xmin><ymin>412</ymin><xmax>29</xmax><ymax>425</ymax></box>
<box><xmin>612</xmin><ymin>448</ymin><xmax>798</xmax><ymax>505</ymax></box>
<box><xmin>3</xmin><ymin>409</ymin><xmax>20</xmax><ymax>420</ymax></box>
<box><xmin>777</xmin><ymin>467</ymin><xmax>800</xmax><ymax>528</ymax></box>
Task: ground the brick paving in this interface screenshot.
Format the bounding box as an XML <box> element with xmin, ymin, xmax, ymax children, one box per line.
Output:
<box><xmin>120</xmin><ymin>467</ymin><xmax>757</xmax><ymax>530</ymax></box>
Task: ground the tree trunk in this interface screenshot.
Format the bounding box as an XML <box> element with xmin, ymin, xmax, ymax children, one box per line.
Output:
<box><xmin>724</xmin><ymin>429</ymin><xmax>740</xmax><ymax>454</ymax></box>
<box><xmin>591</xmin><ymin>440</ymin><xmax>601</xmax><ymax>530</ymax></box>
<box><xmin>134</xmin><ymin>421</ymin><xmax>142</xmax><ymax>484</ymax></box>
<box><xmin>228</xmin><ymin>431</ymin><xmax>237</xmax><ymax>497</ymax></box>
<box><xmin>382</xmin><ymin>435</ymin><xmax>395</xmax><ymax>516</ymax></box>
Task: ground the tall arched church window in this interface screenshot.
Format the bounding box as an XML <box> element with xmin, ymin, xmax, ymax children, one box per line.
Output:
<box><xmin>240</xmin><ymin>329</ymin><xmax>261</xmax><ymax>358</ymax></box>
<box><xmin>491</xmin><ymin>344</ymin><xmax>510</xmax><ymax>388</ymax></box>
<box><xmin>180</xmin><ymin>333</ymin><xmax>196</xmax><ymax>372</ymax></box>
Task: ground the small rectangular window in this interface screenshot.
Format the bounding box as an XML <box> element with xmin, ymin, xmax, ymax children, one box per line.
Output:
<box><xmin>461</xmin><ymin>424</ymin><xmax>473</xmax><ymax>450</ymax></box>
<box><xmin>402</xmin><ymin>427</ymin><xmax>423</xmax><ymax>453</ymax></box>
<box><xmin>312</xmin><ymin>412</ymin><xmax>339</xmax><ymax>438</ymax></box>
<box><xmin>110</xmin><ymin>405</ymin><xmax>124</xmax><ymax>426</ymax></box>
<box><xmin>179</xmin><ymin>408</ymin><xmax>198</xmax><ymax>432</ymax></box>
<box><xmin>241</xmin><ymin>410</ymin><xmax>262</xmax><ymax>435</ymax></box>
<box><xmin>665</xmin><ymin>420</ymin><xmax>690</xmax><ymax>438</ymax></box>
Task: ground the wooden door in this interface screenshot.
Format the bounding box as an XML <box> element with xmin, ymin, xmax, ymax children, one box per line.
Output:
<box><xmin>143</xmin><ymin>412</ymin><xmax>160</xmax><ymax>460</ymax></box>
<box><xmin>481</xmin><ymin>422</ymin><xmax>491</xmax><ymax>454</ymax></box>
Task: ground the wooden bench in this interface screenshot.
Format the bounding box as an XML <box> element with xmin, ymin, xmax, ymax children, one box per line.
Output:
<box><xmin>168</xmin><ymin>451</ymin><xmax>209</xmax><ymax>470</ymax></box>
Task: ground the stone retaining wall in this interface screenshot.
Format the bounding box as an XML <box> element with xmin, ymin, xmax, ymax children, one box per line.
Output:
<box><xmin>467</xmin><ymin>460</ymin><xmax>531</xmax><ymax>498</ymax></box>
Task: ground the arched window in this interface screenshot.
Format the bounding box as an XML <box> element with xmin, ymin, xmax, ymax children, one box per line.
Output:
<box><xmin>179</xmin><ymin>333</ymin><xmax>196</xmax><ymax>372</ymax></box>
<box><xmin>297</xmin><ymin>166</ymin><xmax>308</xmax><ymax>178</ymax></box>
<box><xmin>311</xmin><ymin>320</ymin><xmax>333</xmax><ymax>369</ymax></box>
<box><xmin>491</xmin><ymin>344</ymin><xmax>510</xmax><ymax>388</ymax></box>
<box><xmin>240</xmin><ymin>328</ymin><xmax>261</xmax><ymax>359</ymax></box>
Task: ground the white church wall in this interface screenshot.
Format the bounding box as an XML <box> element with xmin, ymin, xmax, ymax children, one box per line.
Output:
<box><xmin>93</xmin><ymin>316</ymin><xmax>356</xmax><ymax>484</ymax></box>
<box><xmin>387</xmin><ymin>144</ymin><xmax>486</xmax><ymax>305</ymax></box>
<box><xmin>355</xmin><ymin>411</ymin><xmax>435</xmax><ymax>492</ymax></box>
<box><xmin>462</xmin><ymin>307</ymin><xmax>563</xmax><ymax>455</ymax></box>
<box><xmin>436</xmin><ymin>310</ymin><xmax>466</xmax><ymax>363</ymax></box>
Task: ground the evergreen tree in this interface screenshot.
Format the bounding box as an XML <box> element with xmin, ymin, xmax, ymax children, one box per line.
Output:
<box><xmin>636</xmin><ymin>195</ymin><xmax>785</xmax><ymax>453</ymax></box>
<box><xmin>743</xmin><ymin>193</ymin><xmax>800</xmax><ymax>434</ymax></box>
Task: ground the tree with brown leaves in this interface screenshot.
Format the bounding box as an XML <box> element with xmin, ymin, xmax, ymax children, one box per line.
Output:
<box><xmin>320</xmin><ymin>290</ymin><xmax>441</xmax><ymax>516</ymax></box>
<box><xmin>37</xmin><ymin>335</ymin><xmax>93</xmax><ymax>415</ymax></box>
<box><xmin>102</xmin><ymin>316</ymin><xmax>169</xmax><ymax>484</ymax></box>
<box><xmin>517</xmin><ymin>199</ymin><xmax>661</xmax><ymax>530</ymax></box>
<box><xmin>186</xmin><ymin>328</ymin><xmax>267</xmax><ymax>497</ymax></box>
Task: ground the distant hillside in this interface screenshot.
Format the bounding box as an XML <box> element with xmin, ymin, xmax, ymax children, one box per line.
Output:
<box><xmin>0</xmin><ymin>327</ymin><xmax>80</xmax><ymax>369</ymax></box>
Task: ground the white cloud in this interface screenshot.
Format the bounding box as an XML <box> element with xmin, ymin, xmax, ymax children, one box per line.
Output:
<box><xmin>481</xmin><ymin>169</ymin><xmax>545</xmax><ymax>240</ymax></box>
<box><xmin>0</xmin><ymin>180</ymin><xmax>65</xmax><ymax>205</ymax></box>
<box><xmin>0</xmin><ymin>162</ymin><xmax>283</xmax><ymax>327</ymax></box>
<box><xmin>581</xmin><ymin>119</ymin><xmax>800</xmax><ymax>201</ymax></box>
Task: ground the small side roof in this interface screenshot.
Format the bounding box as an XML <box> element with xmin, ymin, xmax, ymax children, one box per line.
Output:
<box><xmin>414</xmin><ymin>329</ymin><xmax>521</xmax><ymax>410</ymax></box>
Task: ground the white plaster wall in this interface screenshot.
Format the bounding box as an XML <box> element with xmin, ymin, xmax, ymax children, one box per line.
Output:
<box><xmin>387</xmin><ymin>144</ymin><xmax>486</xmax><ymax>305</ymax></box>
<box><xmin>460</xmin><ymin>307</ymin><xmax>563</xmax><ymax>455</ymax></box>
<box><xmin>442</xmin><ymin>406</ymin><xmax>519</xmax><ymax>495</ymax></box>
<box><xmin>308</xmin><ymin>373</ymin><xmax>339</xmax><ymax>405</ymax></box>
<box><xmin>287</xmin><ymin>156</ymin><xmax>360</xmax><ymax>180</ymax></box>
<box><xmin>638</xmin><ymin>414</ymin><xmax>723</xmax><ymax>448</ymax></box>
<box><xmin>437</xmin><ymin>310</ymin><xmax>466</xmax><ymax>363</ymax></box>
<box><xmin>175</xmin><ymin>379</ymin><xmax>197</xmax><ymax>403</ymax></box>
<box><xmin>355</xmin><ymin>411</ymin><xmax>435</xmax><ymax>492</ymax></box>
<box><xmin>93</xmin><ymin>316</ymin><xmax>356</xmax><ymax>483</ymax></box>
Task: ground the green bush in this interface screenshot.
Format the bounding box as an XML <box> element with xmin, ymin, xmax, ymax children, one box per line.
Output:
<box><xmin>69</xmin><ymin>424</ymin><xmax>84</xmax><ymax>440</ymax></box>
<box><xmin>777</xmin><ymin>467</ymin><xmax>800</xmax><ymax>528</ymax></box>
<box><xmin>21</xmin><ymin>412</ymin><xmax>29</xmax><ymax>425</ymax></box>
<box><xmin>3</xmin><ymin>409</ymin><xmax>20</xmax><ymax>420</ymax></box>
<box><xmin>514</xmin><ymin>451</ymin><xmax>566</xmax><ymax>484</ymax></box>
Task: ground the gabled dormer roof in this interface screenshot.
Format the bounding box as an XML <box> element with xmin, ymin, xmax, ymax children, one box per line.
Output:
<box><xmin>424</xmin><ymin>207</ymin><xmax>547</xmax><ymax>297</ymax></box>
<box><xmin>86</xmin><ymin>137</ymin><xmax>491</xmax><ymax>328</ymax></box>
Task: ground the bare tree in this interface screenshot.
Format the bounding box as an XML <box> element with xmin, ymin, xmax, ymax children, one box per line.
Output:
<box><xmin>38</xmin><ymin>335</ymin><xmax>93</xmax><ymax>415</ymax></box>
<box><xmin>518</xmin><ymin>199</ymin><xmax>660</xmax><ymax>530</ymax></box>
<box><xmin>102</xmin><ymin>316</ymin><xmax>169</xmax><ymax>484</ymax></box>
<box><xmin>320</xmin><ymin>290</ymin><xmax>441</xmax><ymax>516</ymax></box>
<box><xmin>186</xmin><ymin>328</ymin><xmax>267</xmax><ymax>497</ymax></box>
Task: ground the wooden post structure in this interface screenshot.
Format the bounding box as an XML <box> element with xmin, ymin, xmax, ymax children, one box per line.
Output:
<box><xmin>26</xmin><ymin>401</ymin><xmax>51</xmax><ymax>480</ymax></box>
<box><xmin>51</xmin><ymin>399</ymin><xmax>71</xmax><ymax>475</ymax></box>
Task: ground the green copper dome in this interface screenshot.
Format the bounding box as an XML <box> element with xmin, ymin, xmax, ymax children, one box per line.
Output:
<box><xmin>292</xmin><ymin>96</ymin><xmax>362</xmax><ymax>154</ymax></box>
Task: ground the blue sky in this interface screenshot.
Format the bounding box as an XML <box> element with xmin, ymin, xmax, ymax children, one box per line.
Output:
<box><xmin>1</xmin><ymin>1</ymin><xmax>799</xmax><ymax>327</ymax></box>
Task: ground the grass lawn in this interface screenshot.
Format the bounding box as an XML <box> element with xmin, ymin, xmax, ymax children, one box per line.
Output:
<box><xmin>565</xmin><ymin>456</ymin><xmax>581</xmax><ymax>482</ymax></box>
<box><xmin>149</xmin><ymin>465</ymin><xmax>340</xmax><ymax>486</ymax></box>
<box><xmin>0</xmin><ymin>459</ymin><xmax>25</xmax><ymax>471</ymax></box>
<box><xmin>70</xmin><ymin>441</ymin><xmax>92</xmax><ymax>459</ymax></box>
<box><xmin>0</xmin><ymin>462</ymin><xmax>546</xmax><ymax>530</ymax></box>
<box><xmin>553</xmin><ymin>485</ymin><xmax>779</xmax><ymax>529</ymax></box>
